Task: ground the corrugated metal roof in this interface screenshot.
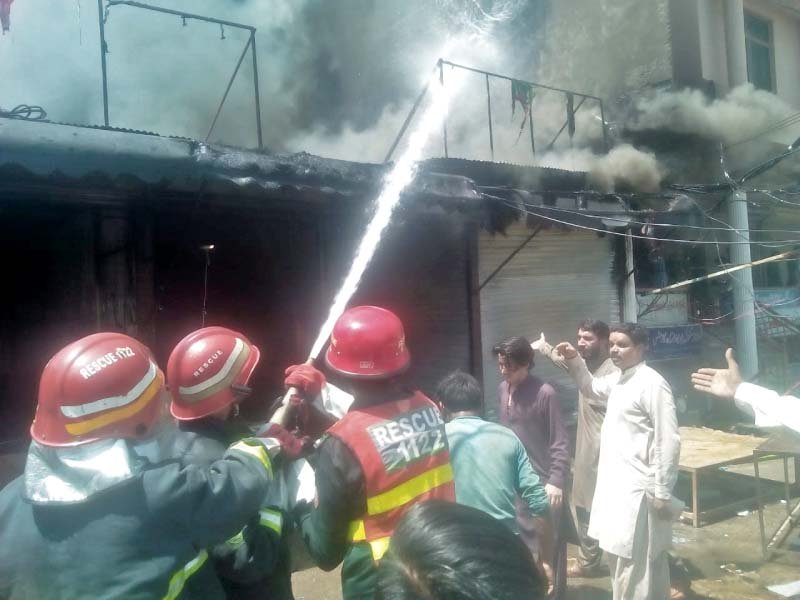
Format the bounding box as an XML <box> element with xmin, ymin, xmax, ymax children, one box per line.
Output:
<box><xmin>421</xmin><ymin>157</ymin><xmax>587</xmax><ymax>191</ymax></box>
<box><xmin>0</xmin><ymin>117</ymin><xmax>482</xmax><ymax>205</ymax></box>
<box><xmin>0</xmin><ymin>117</ymin><xmax>696</xmax><ymax>233</ymax></box>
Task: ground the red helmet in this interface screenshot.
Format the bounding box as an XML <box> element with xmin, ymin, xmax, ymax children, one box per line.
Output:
<box><xmin>325</xmin><ymin>306</ymin><xmax>410</xmax><ymax>379</ymax></box>
<box><xmin>31</xmin><ymin>333</ymin><xmax>166</xmax><ymax>447</ymax></box>
<box><xmin>167</xmin><ymin>326</ymin><xmax>261</xmax><ymax>421</ymax></box>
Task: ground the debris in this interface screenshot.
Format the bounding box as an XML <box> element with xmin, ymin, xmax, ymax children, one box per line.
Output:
<box><xmin>0</xmin><ymin>0</ymin><xmax>12</xmax><ymax>34</ymax></box>
<box><xmin>672</xmin><ymin>535</ymin><xmax>690</xmax><ymax>544</ymax></box>
<box><xmin>720</xmin><ymin>563</ymin><xmax>743</xmax><ymax>576</ymax></box>
<box><xmin>767</xmin><ymin>580</ymin><xmax>800</xmax><ymax>598</ymax></box>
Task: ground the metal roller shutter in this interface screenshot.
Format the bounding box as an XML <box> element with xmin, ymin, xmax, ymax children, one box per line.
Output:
<box><xmin>479</xmin><ymin>222</ymin><xmax>619</xmax><ymax>417</ymax></box>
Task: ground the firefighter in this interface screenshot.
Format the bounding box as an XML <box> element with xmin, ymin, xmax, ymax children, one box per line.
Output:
<box><xmin>291</xmin><ymin>305</ymin><xmax>456</xmax><ymax>600</ymax></box>
<box><xmin>167</xmin><ymin>326</ymin><xmax>294</xmax><ymax>600</ymax></box>
<box><xmin>0</xmin><ymin>332</ymin><xmax>297</xmax><ymax>600</ymax></box>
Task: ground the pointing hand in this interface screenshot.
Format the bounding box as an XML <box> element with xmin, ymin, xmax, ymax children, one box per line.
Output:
<box><xmin>554</xmin><ymin>342</ymin><xmax>578</xmax><ymax>360</ymax></box>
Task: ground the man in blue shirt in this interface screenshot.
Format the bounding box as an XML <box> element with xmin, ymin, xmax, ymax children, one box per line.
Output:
<box><xmin>436</xmin><ymin>370</ymin><xmax>554</xmax><ymax>590</ymax></box>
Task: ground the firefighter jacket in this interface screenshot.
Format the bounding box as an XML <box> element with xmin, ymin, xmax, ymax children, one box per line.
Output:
<box><xmin>175</xmin><ymin>419</ymin><xmax>293</xmax><ymax>600</ymax></box>
<box><xmin>298</xmin><ymin>389</ymin><xmax>455</xmax><ymax>600</ymax></box>
<box><xmin>0</xmin><ymin>438</ymin><xmax>273</xmax><ymax>600</ymax></box>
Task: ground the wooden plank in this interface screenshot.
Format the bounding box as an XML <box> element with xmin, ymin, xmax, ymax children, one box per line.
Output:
<box><xmin>679</xmin><ymin>427</ymin><xmax>766</xmax><ymax>470</ymax></box>
<box><xmin>683</xmin><ymin>496</ymin><xmax>761</xmax><ymax>525</ymax></box>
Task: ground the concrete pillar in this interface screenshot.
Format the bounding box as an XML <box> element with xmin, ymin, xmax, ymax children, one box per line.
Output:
<box><xmin>724</xmin><ymin>0</ymin><xmax>748</xmax><ymax>88</ymax></box>
<box><xmin>622</xmin><ymin>232</ymin><xmax>638</xmax><ymax>323</ymax></box>
<box><xmin>729</xmin><ymin>190</ymin><xmax>759</xmax><ymax>378</ymax></box>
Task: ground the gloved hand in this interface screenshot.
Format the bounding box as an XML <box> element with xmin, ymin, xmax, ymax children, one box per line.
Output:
<box><xmin>284</xmin><ymin>364</ymin><xmax>326</xmax><ymax>398</ymax></box>
<box><xmin>257</xmin><ymin>423</ymin><xmax>309</xmax><ymax>462</ymax></box>
<box><xmin>290</xmin><ymin>499</ymin><xmax>314</xmax><ymax>528</ymax></box>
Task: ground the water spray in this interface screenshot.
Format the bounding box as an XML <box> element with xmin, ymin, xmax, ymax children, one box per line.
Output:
<box><xmin>271</xmin><ymin>57</ymin><xmax>462</xmax><ymax>425</ymax></box>
<box><xmin>271</xmin><ymin>0</ymin><xmax>520</xmax><ymax>425</ymax></box>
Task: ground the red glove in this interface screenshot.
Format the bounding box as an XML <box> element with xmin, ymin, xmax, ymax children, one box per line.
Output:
<box><xmin>284</xmin><ymin>364</ymin><xmax>326</xmax><ymax>397</ymax></box>
<box><xmin>258</xmin><ymin>423</ymin><xmax>308</xmax><ymax>461</ymax></box>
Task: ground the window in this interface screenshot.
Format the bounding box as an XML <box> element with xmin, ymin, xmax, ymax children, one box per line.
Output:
<box><xmin>745</xmin><ymin>12</ymin><xmax>775</xmax><ymax>92</ymax></box>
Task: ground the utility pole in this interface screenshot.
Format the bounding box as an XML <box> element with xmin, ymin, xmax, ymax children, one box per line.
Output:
<box><xmin>97</xmin><ymin>0</ymin><xmax>110</xmax><ymax>126</ymax></box>
<box><xmin>724</xmin><ymin>0</ymin><xmax>748</xmax><ymax>90</ymax></box>
<box><xmin>729</xmin><ymin>190</ymin><xmax>759</xmax><ymax>378</ymax></box>
<box><xmin>622</xmin><ymin>231</ymin><xmax>638</xmax><ymax>322</ymax></box>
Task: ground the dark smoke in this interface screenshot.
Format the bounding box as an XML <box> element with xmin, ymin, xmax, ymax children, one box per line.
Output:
<box><xmin>1</xmin><ymin>0</ymin><xmax>545</xmax><ymax>158</ymax></box>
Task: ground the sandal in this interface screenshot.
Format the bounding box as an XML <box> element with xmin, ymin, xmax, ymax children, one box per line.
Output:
<box><xmin>566</xmin><ymin>563</ymin><xmax>602</xmax><ymax>578</ymax></box>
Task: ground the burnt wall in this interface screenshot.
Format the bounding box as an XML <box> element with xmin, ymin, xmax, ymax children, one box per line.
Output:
<box><xmin>324</xmin><ymin>204</ymin><xmax>475</xmax><ymax>396</ymax></box>
<box><xmin>0</xmin><ymin>188</ymin><xmax>477</xmax><ymax>459</ymax></box>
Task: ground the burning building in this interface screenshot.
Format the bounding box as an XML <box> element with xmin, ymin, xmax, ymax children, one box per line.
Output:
<box><xmin>0</xmin><ymin>112</ymin><xmax>700</xmax><ymax>480</ymax></box>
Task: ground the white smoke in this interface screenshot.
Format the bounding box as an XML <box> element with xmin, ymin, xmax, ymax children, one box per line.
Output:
<box><xmin>288</xmin><ymin>107</ymin><xmax>407</xmax><ymax>164</ymax></box>
<box><xmin>536</xmin><ymin>144</ymin><xmax>662</xmax><ymax>192</ymax></box>
<box><xmin>630</xmin><ymin>83</ymin><xmax>799</xmax><ymax>146</ymax></box>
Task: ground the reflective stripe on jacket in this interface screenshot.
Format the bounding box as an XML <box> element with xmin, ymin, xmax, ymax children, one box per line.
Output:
<box><xmin>328</xmin><ymin>392</ymin><xmax>455</xmax><ymax>560</ymax></box>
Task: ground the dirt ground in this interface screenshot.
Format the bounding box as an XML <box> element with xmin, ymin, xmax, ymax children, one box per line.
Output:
<box><xmin>292</xmin><ymin>496</ymin><xmax>800</xmax><ymax>600</ymax></box>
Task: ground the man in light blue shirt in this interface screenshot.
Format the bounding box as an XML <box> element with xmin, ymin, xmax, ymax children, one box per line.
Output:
<box><xmin>436</xmin><ymin>371</ymin><xmax>554</xmax><ymax>587</ymax></box>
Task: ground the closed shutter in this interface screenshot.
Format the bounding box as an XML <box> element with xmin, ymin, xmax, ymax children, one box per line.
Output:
<box><xmin>479</xmin><ymin>223</ymin><xmax>619</xmax><ymax>417</ymax></box>
<box><xmin>339</xmin><ymin>211</ymin><xmax>473</xmax><ymax>397</ymax></box>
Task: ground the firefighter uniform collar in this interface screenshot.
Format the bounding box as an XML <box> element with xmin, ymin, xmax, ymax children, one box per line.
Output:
<box><xmin>23</xmin><ymin>421</ymin><xmax>182</xmax><ymax>504</ymax></box>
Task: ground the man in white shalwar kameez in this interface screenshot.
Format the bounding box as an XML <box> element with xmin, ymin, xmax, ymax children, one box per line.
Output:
<box><xmin>555</xmin><ymin>323</ymin><xmax>680</xmax><ymax>600</ymax></box>
<box><xmin>692</xmin><ymin>348</ymin><xmax>800</xmax><ymax>435</ymax></box>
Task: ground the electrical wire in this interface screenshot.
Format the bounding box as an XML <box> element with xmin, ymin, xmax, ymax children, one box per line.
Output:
<box><xmin>494</xmin><ymin>196</ymin><xmax>800</xmax><ymax>248</ymax></box>
<box><xmin>725</xmin><ymin>110</ymin><xmax>800</xmax><ymax>149</ymax></box>
<box><xmin>517</xmin><ymin>201</ymin><xmax>800</xmax><ymax>236</ymax></box>
<box><xmin>754</xmin><ymin>188</ymin><xmax>800</xmax><ymax>208</ymax></box>
<box><xmin>0</xmin><ymin>104</ymin><xmax>48</xmax><ymax>121</ymax></box>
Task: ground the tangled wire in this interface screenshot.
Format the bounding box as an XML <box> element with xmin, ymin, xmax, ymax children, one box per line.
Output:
<box><xmin>0</xmin><ymin>104</ymin><xmax>48</xmax><ymax>121</ymax></box>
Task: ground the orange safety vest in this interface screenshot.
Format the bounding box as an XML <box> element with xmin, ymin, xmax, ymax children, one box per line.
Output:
<box><xmin>327</xmin><ymin>391</ymin><xmax>455</xmax><ymax>561</ymax></box>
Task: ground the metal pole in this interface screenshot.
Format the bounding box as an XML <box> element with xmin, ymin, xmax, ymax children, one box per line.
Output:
<box><xmin>440</xmin><ymin>59</ymin><xmax>601</xmax><ymax>101</ymax></box>
<box><xmin>528</xmin><ymin>109</ymin><xmax>535</xmax><ymax>156</ymax></box>
<box><xmin>729</xmin><ymin>190</ymin><xmax>759</xmax><ymax>378</ymax></box>
<box><xmin>250</xmin><ymin>31</ymin><xmax>263</xmax><ymax>149</ymax></box>
<box><xmin>485</xmin><ymin>74</ymin><xmax>494</xmax><ymax>161</ymax></box>
<box><xmin>545</xmin><ymin>96</ymin><xmax>587</xmax><ymax>152</ymax></box>
<box><xmin>206</xmin><ymin>36</ymin><xmax>253</xmax><ymax>143</ymax></box>
<box><xmin>97</xmin><ymin>0</ymin><xmax>110</xmax><ymax>126</ymax></box>
<box><xmin>622</xmin><ymin>231</ymin><xmax>638</xmax><ymax>322</ymax></box>
<box><xmin>106</xmin><ymin>0</ymin><xmax>255</xmax><ymax>32</ymax></box>
<box><xmin>440</xmin><ymin>60</ymin><xmax>448</xmax><ymax>158</ymax></box>
<box><xmin>599</xmin><ymin>99</ymin><xmax>609</xmax><ymax>152</ymax></box>
<box><xmin>754</xmin><ymin>456</ymin><xmax>768</xmax><ymax>557</ymax></box>
<box><xmin>566</xmin><ymin>93</ymin><xmax>575</xmax><ymax>147</ymax></box>
<box><xmin>384</xmin><ymin>76</ymin><xmax>432</xmax><ymax>163</ymax></box>
<box><xmin>649</xmin><ymin>249</ymin><xmax>798</xmax><ymax>294</ymax></box>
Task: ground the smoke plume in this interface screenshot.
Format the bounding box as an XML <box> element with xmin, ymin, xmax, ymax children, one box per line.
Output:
<box><xmin>4</xmin><ymin>0</ymin><xmax>795</xmax><ymax>194</ymax></box>
<box><xmin>0</xmin><ymin>0</ymin><xmax>542</xmax><ymax>157</ymax></box>
<box><xmin>630</xmin><ymin>83</ymin><xmax>799</xmax><ymax>146</ymax></box>
<box><xmin>536</xmin><ymin>144</ymin><xmax>663</xmax><ymax>193</ymax></box>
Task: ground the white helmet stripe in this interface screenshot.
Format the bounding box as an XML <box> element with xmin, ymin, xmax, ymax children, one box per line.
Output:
<box><xmin>178</xmin><ymin>337</ymin><xmax>245</xmax><ymax>396</ymax></box>
<box><xmin>60</xmin><ymin>361</ymin><xmax>158</xmax><ymax>419</ymax></box>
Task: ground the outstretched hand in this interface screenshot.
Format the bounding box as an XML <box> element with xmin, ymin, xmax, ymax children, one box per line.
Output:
<box><xmin>554</xmin><ymin>341</ymin><xmax>578</xmax><ymax>360</ymax></box>
<box><xmin>690</xmin><ymin>348</ymin><xmax>742</xmax><ymax>400</ymax></box>
<box><xmin>531</xmin><ymin>332</ymin><xmax>547</xmax><ymax>352</ymax></box>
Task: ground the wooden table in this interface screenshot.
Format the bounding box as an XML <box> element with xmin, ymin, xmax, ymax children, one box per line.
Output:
<box><xmin>678</xmin><ymin>427</ymin><xmax>766</xmax><ymax>527</ymax></box>
<box><xmin>753</xmin><ymin>429</ymin><xmax>800</xmax><ymax>558</ymax></box>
